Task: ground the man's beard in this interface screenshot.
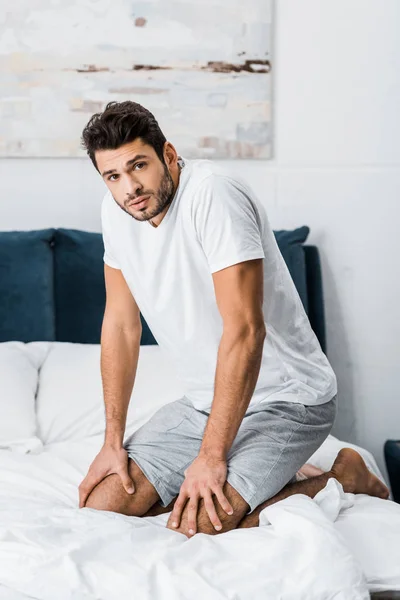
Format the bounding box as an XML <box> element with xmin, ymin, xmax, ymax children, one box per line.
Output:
<box><xmin>115</xmin><ymin>164</ymin><xmax>175</xmax><ymax>223</ymax></box>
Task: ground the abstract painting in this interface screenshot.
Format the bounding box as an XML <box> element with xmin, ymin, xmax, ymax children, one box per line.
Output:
<box><xmin>0</xmin><ymin>1</ymin><xmax>273</xmax><ymax>158</ymax></box>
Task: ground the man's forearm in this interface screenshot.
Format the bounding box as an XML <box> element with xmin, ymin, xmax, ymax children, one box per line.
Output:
<box><xmin>100</xmin><ymin>320</ymin><xmax>141</xmax><ymax>448</ymax></box>
<box><xmin>200</xmin><ymin>328</ymin><xmax>266</xmax><ymax>459</ymax></box>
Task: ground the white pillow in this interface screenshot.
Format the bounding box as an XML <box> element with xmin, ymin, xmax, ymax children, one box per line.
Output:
<box><xmin>36</xmin><ymin>342</ymin><xmax>185</xmax><ymax>445</ymax></box>
<box><xmin>0</xmin><ymin>341</ymin><xmax>50</xmax><ymax>453</ymax></box>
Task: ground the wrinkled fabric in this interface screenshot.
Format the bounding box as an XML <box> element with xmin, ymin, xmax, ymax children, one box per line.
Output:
<box><xmin>0</xmin><ymin>443</ymin><xmax>390</xmax><ymax>600</ymax></box>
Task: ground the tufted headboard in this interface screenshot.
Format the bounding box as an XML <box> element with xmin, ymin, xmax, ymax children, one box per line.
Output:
<box><xmin>0</xmin><ymin>225</ymin><xmax>327</xmax><ymax>353</ymax></box>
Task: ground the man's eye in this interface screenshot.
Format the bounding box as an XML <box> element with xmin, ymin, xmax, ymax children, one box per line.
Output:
<box><xmin>108</xmin><ymin>163</ymin><xmax>145</xmax><ymax>181</ymax></box>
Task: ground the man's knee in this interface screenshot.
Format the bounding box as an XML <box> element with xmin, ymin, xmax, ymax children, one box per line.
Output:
<box><xmin>85</xmin><ymin>472</ymin><xmax>133</xmax><ymax>514</ymax></box>
<box><xmin>84</xmin><ymin>459</ymin><xmax>159</xmax><ymax>517</ymax></box>
<box><xmin>166</xmin><ymin>484</ymin><xmax>249</xmax><ymax>537</ymax></box>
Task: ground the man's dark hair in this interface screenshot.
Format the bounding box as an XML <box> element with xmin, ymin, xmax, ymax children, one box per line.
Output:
<box><xmin>81</xmin><ymin>100</ymin><xmax>167</xmax><ymax>172</ymax></box>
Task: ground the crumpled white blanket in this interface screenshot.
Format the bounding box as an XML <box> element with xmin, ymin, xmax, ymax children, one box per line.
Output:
<box><xmin>0</xmin><ymin>448</ymin><xmax>373</xmax><ymax>600</ymax></box>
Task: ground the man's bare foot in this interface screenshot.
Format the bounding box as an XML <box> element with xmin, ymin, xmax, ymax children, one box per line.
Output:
<box><xmin>330</xmin><ymin>448</ymin><xmax>390</xmax><ymax>499</ymax></box>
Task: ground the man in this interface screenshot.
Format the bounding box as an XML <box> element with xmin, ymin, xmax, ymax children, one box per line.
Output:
<box><xmin>78</xmin><ymin>101</ymin><xmax>389</xmax><ymax>538</ymax></box>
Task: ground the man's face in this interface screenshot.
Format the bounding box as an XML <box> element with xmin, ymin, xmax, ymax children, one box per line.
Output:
<box><xmin>95</xmin><ymin>139</ymin><xmax>176</xmax><ymax>223</ymax></box>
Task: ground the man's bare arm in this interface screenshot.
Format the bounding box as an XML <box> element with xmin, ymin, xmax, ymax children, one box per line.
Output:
<box><xmin>101</xmin><ymin>263</ymin><xmax>142</xmax><ymax>446</ymax></box>
<box><xmin>78</xmin><ymin>263</ymin><xmax>142</xmax><ymax>506</ymax></box>
<box><xmin>199</xmin><ymin>258</ymin><xmax>266</xmax><ymax>459</ymax></box>
<box><xmin>101</xmin><ymin>326</ymin><xmax>140</xmax><ymax>447</ymax></box>
<box><xmin>168</xmin><ymin>258</ymin><xmax>266</xmax><ymax>531</ymax></box>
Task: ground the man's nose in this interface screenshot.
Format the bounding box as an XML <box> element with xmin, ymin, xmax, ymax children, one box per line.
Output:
<box><xmin>125</xmin><ymin>176</ymin><xmax>142</xmax><ymax>199</ymax></box>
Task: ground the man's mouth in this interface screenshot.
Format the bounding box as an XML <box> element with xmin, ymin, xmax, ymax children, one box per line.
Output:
<box><xmin>128</xmin><ymin>194</ymin><xmax>151</xmax><ymax>208</ymax></box>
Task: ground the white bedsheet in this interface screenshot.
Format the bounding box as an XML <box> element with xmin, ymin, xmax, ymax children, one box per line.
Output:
<box><xmin>0</xmin><ymin>435</ymin><xmax>399</xmax><ymax>600</ymax></box>
<box><xmin>1</xmin><ymin>341</ymin><xmax>399</xmax><ymax>599</ymax></box>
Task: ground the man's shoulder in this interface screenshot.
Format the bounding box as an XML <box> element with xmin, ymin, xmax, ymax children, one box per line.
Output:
<box><xmin>185</xmin><ymin>159</ymin><xmax>251</xmax><ymax>204</ymax></box>
<box><xmin>101</xmin><ymin>189</ymin><xmax>113</xmax><ymax>210</ymax></box>
<box><xmin>101</xmin><ymin>189</ymin><xmax>123</xmax><ymax>222</ymax></box>
<box><xmin>185</xmin><ymin>160</ymin><xmax>262</xmax><ymax>222</ymax></box>
<box><xmin>100</xmin><ymin>189</ymin><xmax>125</xmax><ymax>234</ymax></box>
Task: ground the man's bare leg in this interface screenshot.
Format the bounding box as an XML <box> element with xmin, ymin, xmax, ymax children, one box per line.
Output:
<box><xmin>85</xmin><ymin>459</ymin><xmax>160</xmax><ymax>516</ymax></box>
<box><xmin>142</xmin><ymin>498</ymin><xmax>176</xmax><ymax>517</ymax></box>
<box><xmin>140</xmin><ymin>470</ymin><xmax>324</xmax><ymax>519</ymax></box>
<box><xmin>142</xmin><ymin>448</ymin><xmax>390</xmax><ymax>526</ymax></box>
<box><xmin>237</xmin><ymin>447</ymin><xmax>390</xmax><ymax>529</ymax></box>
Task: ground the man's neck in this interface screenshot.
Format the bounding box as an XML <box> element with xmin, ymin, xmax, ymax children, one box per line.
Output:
<box><xmin>148</xmin><ymin>158</ymin><xmax>183</xmax><ymax>228</ymax></box>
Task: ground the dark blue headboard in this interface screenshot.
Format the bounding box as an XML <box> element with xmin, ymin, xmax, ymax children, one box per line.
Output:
<box><xmin>0</xmin><ymin>226</ymin><xmax>326</xmax><ymax>353</ymax></box>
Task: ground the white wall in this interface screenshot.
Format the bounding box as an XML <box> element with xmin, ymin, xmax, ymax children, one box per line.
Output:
<box><xmin>1</xmin><ymin>0</ymin><xmax>399</xmax><ymax>478</ymax></box>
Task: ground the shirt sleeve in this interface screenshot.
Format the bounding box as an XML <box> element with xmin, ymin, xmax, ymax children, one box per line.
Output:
<box><xmin>192</xmin><ymin>175</ymin><xmax>266</xmax><ymax>273</ymax></box>
<box><xmin>101</xmin><ymin>195</ymin><xmax>121</xmax><ymax>270</ymax></box>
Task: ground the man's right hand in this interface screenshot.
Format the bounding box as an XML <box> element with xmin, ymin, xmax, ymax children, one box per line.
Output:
<box><xmin>78</xmin><ymin>444</ymin><xmax>135</xmax><ymax>508</ymax></box>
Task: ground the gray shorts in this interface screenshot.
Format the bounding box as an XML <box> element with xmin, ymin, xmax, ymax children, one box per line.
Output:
<box><xmin>124</xmin><ymin>394</ymin><xmax>338</xmax><ymax>514</ymax></box>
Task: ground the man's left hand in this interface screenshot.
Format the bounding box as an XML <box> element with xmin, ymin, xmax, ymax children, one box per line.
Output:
<box><xmin>169</xmin><ymin>453</ymin><xmax>234</xmax><ymax>535</ymax></box>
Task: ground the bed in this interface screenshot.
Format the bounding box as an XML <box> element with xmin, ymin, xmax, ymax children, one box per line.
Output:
<box><xmin>0</xmin><ymin>227</ymin><xmax>399</xmax><ymax>599</ymax></box>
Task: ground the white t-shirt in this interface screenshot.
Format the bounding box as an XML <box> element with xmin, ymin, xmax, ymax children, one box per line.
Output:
<box><xmin>101</xmin><ymin>156</ymin><xmax>337</xmax><ymax>412</ymax></box>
